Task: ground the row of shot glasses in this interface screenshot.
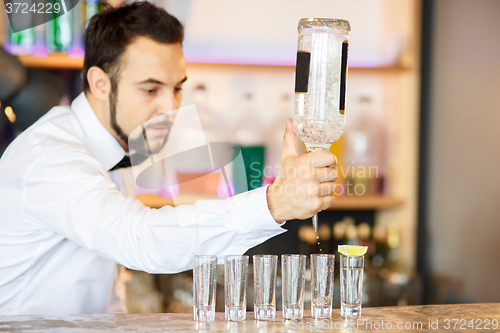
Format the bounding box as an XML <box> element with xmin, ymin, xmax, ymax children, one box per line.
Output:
<box><xmin>193</xmin><ymin>253</ymin><xmax>364</xmax><ymax>322</ymax></box>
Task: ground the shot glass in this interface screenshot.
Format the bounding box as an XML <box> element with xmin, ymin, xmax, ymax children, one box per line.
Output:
<box><xmin>340</xmin><ymin>254</ymin><xmax>364</xmax><ymax>318</ymax></box>
<box><xmin>310</xmin><ymin>254</ymin><xmax>335</xmax><ymax>319</ymax></box>
<box><xmin>193</xmin><ymin>255</ymin><xmax>218</xmax><ymax>322</ymax></box>
<box><xmin>281</xmin><ymin>254</ymin><xmax>306</xmax><ymax>320</ymax></box>
<box><xmin>224</xmin><ymin>255</ymin><xmax>249</xmax><ymax>321</ymax></box>
<box><xmin>253</xmin><ymin>255</ymin><xmax>278</xmax><ymax>321</ymax></box>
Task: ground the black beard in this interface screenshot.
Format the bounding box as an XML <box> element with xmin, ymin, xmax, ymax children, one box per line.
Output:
<box><xmin>108</xmin><ymin>78</ymin><xmax>172</xmax><ymax>158</ymax></box>
<box><xmin>109</xmin><ymin>79</ymin><xmax>129</xmax><ymax>147</ymax></box>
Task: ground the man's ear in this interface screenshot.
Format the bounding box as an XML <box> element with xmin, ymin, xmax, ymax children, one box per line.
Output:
<box><xmin>87</xmin><ymin>66</ymin><xmax>111</xmax><ymax>102</ymax></box>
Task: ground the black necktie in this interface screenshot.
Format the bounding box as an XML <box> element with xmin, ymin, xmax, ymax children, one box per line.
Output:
<box><xmin>109</xmin><ymin>153</ymin><xmax>150</xmax><ymax>171</ymax></box>
<box><xmin>109</xmin><ymin>155</ymin><xmax>132</xmax><ymax>171</ymax></box>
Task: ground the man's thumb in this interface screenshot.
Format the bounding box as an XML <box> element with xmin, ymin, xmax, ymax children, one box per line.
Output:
<box><xmin>280</xmin><ymin>118</ymin><xmax>298</xmax><ymax>160</ymax></box>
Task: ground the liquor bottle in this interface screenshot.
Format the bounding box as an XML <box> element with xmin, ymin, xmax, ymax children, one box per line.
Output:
<box><xmin>192</xmin><ymin>84</ymin><xmax>222</xmax><ymax>142</ymax></box>
<box><xmin>332</xmin><ymin>220</ymin><xmax>346</xmax><ymax>252</ymax></box>
<box><xmin>233</xmin><ymin>93</ymin><xmax>266</xmax><ymax>193</ymax></box>
<box><xmin>264</xmin><ymin>94</ymin><xmax>293</xmax><ymax>185</ymax></box>
<box><xmin>84</xmin><ymin>0</ymin><xmax>100</xmax><ymax>27</ymax></box>
<box><xmin>357</xmin><ymin>223</ymin><xmax>373</xmax><ymax>251</ymax></box>
<box><xmin>317</xmin><ymin>223</ymin><xmax>331</xmax><ymax>253</ymax></box>
<box><xmin>191</xmin><ymin>84</ymin><xmax>231</xmax><ymax>198</ymax></box>
<box><xmin>345</xmin><ymin>224</ymin><xmax>358</xmax><ymax>246</ymax></box>
<box><xmin>358</xmin><ymin>222</ymin><xmax>376</xmax><ymax>269</ymax></box>
<box><xmin>235</xmin><ymin>93</ymin><xmax>264</xmax><ymax>146</ymax></box>
<box><xmin>299</xmin><ymin>225</ymin><xmax>318</xmax><ymax>254</ymax></box>
<box><xmin>344</xmin><ymin>96</ymin><xmax>387</xmax><ymax>195</ymax></box>
<box><xmin>68</xmin><ymin>0</ymin><xmax>84</xmax><ymax>57</ymax></box>
<box><xmin>32</xmin><ymin>23</ymin><xmax>48</xmax><ymax>57</ymax></box>
<box><xmin>344</xmin><ymin>97</ymin><xmax>372</xmax><ymax>195</ymax></box>
<box><xmin>372</xmin><ymin>224</ymin><xmax>388</xmax><ymax>268</ymax></box>
<box><xmin>46</xmin><ymin>0</ymin><xmax>72</xmax><ymax>52</ymax></box>
<box><xmin>8</xmin><ymin>27</ymin><xmax>35</xmax><ymax>55</ymax></box>
<box><xmin>386</xmin><ymin>222</ymin><xmax>400</xmax><ymax>269</ymax></box>
<box><xmin>298</xmin><ymin>225</ymin><xmax>310</xmax><ymax>255</ymax></box>
<box><xmin>6</xmin><ymin>1</ymin><xmax>35</xmax><ymax>55</ymax></box>
<box><xmin>332</xmin><ymin>220</ymin><xmax>346</xmax><ymax>279</ymax></box>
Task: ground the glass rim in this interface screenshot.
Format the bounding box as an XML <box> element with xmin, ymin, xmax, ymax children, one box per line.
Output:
<box><xmin>282</xmin><ymin>254</ymin><xmax>307</xmax><ymax>259</ymax></box>
<box><xmin>310</xmin><ymin>253</ymin><xmax>335</xmax><ymax>258</ymax></box>
<box><xmin>253</xmin><ymin>254</ymin><xmax>278</xmax><ymax>259</ymax></box>
<box><xmin>225</xmin><ymin>255</ymin><xmax>249</xmax><ymax>259</ymax></box>
<box><xmin>340</xmin><ymin>255</ymin><xmax>365</xmax><ymax>264</ymax></box>
<box><xmin>194</xmin><ymin>255</ymin><xmax>217</xmax><ymax>259</ymax></box>
<box><xmin>298</xmin><ymin>18</ymin><xmax>351</xmax><ymax>32</ymax></box>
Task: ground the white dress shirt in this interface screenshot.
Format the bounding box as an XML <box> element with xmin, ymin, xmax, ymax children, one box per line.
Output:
<box><xmin>0</xmin><ymin>92</ymin><xmax>286</xmax><ymax>315</ymax></box>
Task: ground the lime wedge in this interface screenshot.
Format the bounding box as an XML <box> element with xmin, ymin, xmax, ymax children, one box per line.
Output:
<box><xmin>338</xmin><ymin>245</ymin><xmax>368</xmax><ymax>257</ymax></box>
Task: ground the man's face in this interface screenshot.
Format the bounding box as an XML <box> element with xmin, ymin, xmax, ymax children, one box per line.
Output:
<box><xmin>109</xmin><ymin>37</ymin><xmax>187</xmax><ymax>154</ymax></box>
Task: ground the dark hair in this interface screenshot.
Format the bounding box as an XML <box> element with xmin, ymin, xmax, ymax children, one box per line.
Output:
<box><xmin>83</xmin><ymin>1</ymin><xmax>184</xmax><ymax>91</ymax></box>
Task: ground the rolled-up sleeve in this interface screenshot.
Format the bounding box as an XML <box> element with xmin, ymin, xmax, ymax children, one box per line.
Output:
<box><xmin>23</xmin><ymin>150</ymin><xmax>286</xmax><ymax>274</ymax></box>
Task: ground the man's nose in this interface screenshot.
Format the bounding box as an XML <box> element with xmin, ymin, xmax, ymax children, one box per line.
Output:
<box><xmin>156</xmin><ymin>90</ymin><xmax>175</xmax><ymax>115</ymax></box>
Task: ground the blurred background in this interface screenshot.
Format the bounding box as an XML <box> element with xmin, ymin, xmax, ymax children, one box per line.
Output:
<box><xmin>1</xmin><ymin>0</ymin><xmax>499</xmax><ymax>313</ymax></box>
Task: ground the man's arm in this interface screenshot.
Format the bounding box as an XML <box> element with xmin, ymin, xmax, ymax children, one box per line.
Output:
<box><xmin>23</xmin><ymin>150</ymin><xmax>285</xmax><ymax>274</ymax></box>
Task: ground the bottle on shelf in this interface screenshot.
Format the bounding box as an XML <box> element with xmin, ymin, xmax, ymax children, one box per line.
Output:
<box><xmin>372</xmin><ymin>224</ymin><xmax>388</xmax><ymax>268</ymax></box>
<box><xmin>298</xmin><ymin>225</ymin><xmax>310</xmax><ymax>255</ymax></box>
<box><xmin>317</xmin><ymin>223</ymin><xmax>331</xmax><ymax>253</ymax></box>
<box><xmin>232</xmin><ymin>93</ymin><xmax>266</xmax><ymax>193</ymax></box>
<box><xmin>386</xmin><ymin>222</ymin><xmax>400</xmax><ymax>269</ymax></box>
<box><xmin>5</xmin><ymin>20</ymin><xmax>35</xmax><ymax>55</ymax></box>
<box><xmin>173</xmin><ymin>87</ymin><xmax>221</xmax><ymax>196</ymax></box>
<box><xmin>192</xmin><ymin>84</ymin><xmax>223</xmax><ymax>143</ymax></box>
<box><xmin>32</xmin><ymin>23</ymin><xmax>48</xmax><ymax>57</ymax></box>
<box><xmin>234</xmin><ymin>93</ymin><xmax>264</xmax><ymax>146</ymax></box>
<box><xmin>263</xmin><ymin>93</ymin><xmax>293</xmax><ymax>186</ymax></box>
<box><xmin>344</xmin><ymin>96</ymin><xmax>387</xmax><ymax>195</ymax></box>
<box><xmin>298</xmin><ymin>225</ymin><xmax>318</xmax><ymax>254</ymax></box>
<box><xmin>65</xmin><ymin>0</ymin><xmax>102</xmax><ymax>56</ymax></box>
<box><xmin>190</xmin><ymin>84</ymin><xmax>230</xmax><ymax>197</ymax></box>
<box><xmin>332</xmin><ymin>220</ymin><xmax>346</xmax><ymax>254</ymax></box>
<box><xmin>345</xmin><ymin>224</ymin><xmax>358</xmax><ymax>246</ymax></box>
<box><xmin>4</xmin><ymin>1</ymin><xmax>35</xmax><ymax>55</ymax></box>
<box><xmin>46</xmin><ymin>0</ymin><xmax>73</xmax><ymax>53</ymax></box>
<box><xmin>5</xmin><ymin>0</ymin><xmax>101</xmax><ymax>57</ymax></box>
<box><xmin>68</xmin><ymin>1</ymin><xmax>85</xmax><ymax>57</ymax></box>
<box><xmin>357</xmin><ymin>222</ymin><xmax>373</xmax><ymax>251</ymax></box>
<box><xmin>343</xmin><ymin>216</ymin><xmax>355</xmax><ymax>229</ymax></box>
<box><xmin>84</xmin><ymin>0</ymin><xmax>101</xmax><ymax>27</ymax></box>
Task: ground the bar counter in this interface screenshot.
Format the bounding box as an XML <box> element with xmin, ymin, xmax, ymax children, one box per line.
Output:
<box><xmin>1</xmin><ymin>303</ymin><xmax>499</xmax><ymax>332</ymax></box>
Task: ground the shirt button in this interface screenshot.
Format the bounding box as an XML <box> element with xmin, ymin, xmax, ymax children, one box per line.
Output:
<box><xmin>263</xmin><ymin>232</ymin><xmax>270</xmax><ymax>237</ymax></box>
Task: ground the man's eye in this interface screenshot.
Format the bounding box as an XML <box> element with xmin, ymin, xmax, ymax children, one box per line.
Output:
<box><xmin>143</xmin><ymin>89</ymin><xmax>157</xmax><ymax>94</ymax></box>
<box><xmin>174</xmin><ymin>87</ymin><xmax>183</xmax><ymax>93</ymax></box>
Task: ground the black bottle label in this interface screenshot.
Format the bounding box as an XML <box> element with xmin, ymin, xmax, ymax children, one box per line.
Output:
<box><xmin>339</xmin><ymin>41</ymin><xmax>349</xmax><ymax>115</ymax></box>
<box><xmin>295</xmin><ymin>51</ymin><xmax>311</xmax><ymax>93</ymax></box>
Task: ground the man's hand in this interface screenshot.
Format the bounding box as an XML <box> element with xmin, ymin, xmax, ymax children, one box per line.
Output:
<box><xmin>267</xmin><ymin>118</ymin><xmax>338</xmax><ymax>223</ymax></box>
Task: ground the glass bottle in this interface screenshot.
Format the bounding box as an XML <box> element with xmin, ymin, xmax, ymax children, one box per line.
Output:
<box><xmin>293</xmin><ymin>18</ymin><xmax>351</xmax><ymax>150</ymax></box>
<box><xmin>344</xmin><ymin>96</ymin><xmax>387</xmax><ymax>195</ymax></box>
<box><xmin>293</xmin><ymin>18</ymin><xmax>350</xmax><ymax>232</ymax></box>
<box><xmin>46</xmin><ymin>0</ymin><xmax>72</xmax><ymax>52</ymax></box>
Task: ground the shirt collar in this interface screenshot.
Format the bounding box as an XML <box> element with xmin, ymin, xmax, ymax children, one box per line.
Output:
<box><xmin>71</xmin><ymin>92</ymin><xmax>126</xmax><ymax>171</ymax></box>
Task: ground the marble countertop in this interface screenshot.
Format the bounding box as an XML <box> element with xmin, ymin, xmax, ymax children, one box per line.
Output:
<box><xmin>1</xmin><ymin>304</ymin><xmax>499</xmax><ymax>332</ymax></box>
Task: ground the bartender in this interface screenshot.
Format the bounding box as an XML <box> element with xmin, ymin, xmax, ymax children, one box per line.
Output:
<box><xmin>0</xmin><ymin>2</ymin><xmax>337</xmax><ymax>315</ymax></box>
